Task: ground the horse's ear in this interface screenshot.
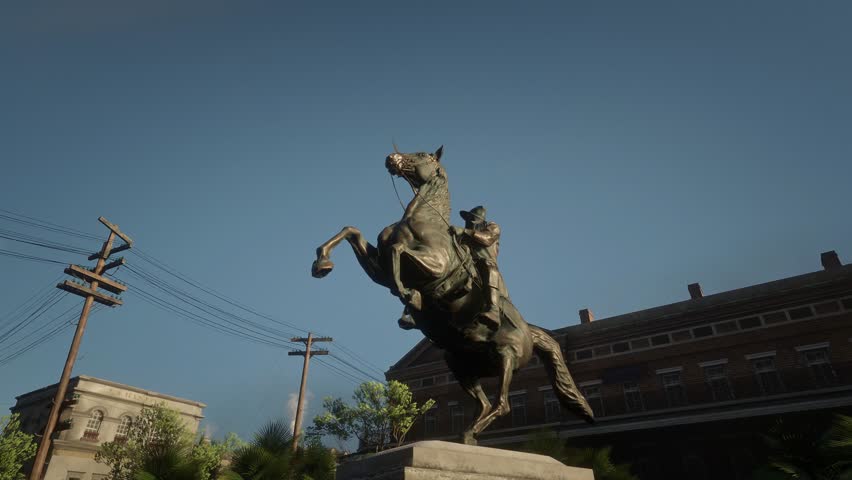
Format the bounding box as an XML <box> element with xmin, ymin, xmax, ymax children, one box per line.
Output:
<box><xmin>434</xmin><ymin>145</ymin><xmax>444</xmax><ymax>162</ymax></box>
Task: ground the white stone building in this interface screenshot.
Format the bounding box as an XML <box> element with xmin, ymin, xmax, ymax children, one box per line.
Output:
<box><xmin>10</xmin><ymin>375</ymin><xmax>206</xmax><ymax>480</ymax></box>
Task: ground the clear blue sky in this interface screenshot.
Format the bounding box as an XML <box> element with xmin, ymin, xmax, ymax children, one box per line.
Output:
<box><xmin>1</xmin><ymin>1</ymin><xmax>850</xmax><ymax>441</ymax></box>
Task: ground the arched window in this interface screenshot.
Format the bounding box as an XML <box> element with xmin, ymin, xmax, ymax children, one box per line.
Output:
<box><xmin>83</xmin><ymin>410</ymin><xmax>104</xmax><ymax>440</ymax></box>
<box><xmin>115</xmin><ymin>416</ymin><xmax>132</xmax><ymax>440</ymax></box>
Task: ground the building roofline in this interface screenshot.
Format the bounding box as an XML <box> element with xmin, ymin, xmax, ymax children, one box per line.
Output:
<box><xmin>387</xmin><ymin>259</ymin><xmax>852</xmax><ymax>373</ymax></box>
<box><xmin>15</xmin><ymin>375</ymin><xmax>206</xmax><ymax>408</ymax></box>
<box><xmin>388</xmin><ymin>338</ymin><xmax>434</xmax><ymax>373</ymax></box>
<box><xmin>555</xmin><ymin>263</ymin><xmax>852</xmax><ymax>336</ymax></box>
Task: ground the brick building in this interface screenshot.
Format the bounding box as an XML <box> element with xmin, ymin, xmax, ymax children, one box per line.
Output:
<box><xmin>386</xmin><ymin>251</ymin><xmax>852</xmax><ymax>479</ymax></box>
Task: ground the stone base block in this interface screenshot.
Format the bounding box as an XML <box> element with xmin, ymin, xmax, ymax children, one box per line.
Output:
<box><xmin>337</xmin><ymin>441</ymin><xmax>594</xmax><ymax>480</ymax></box>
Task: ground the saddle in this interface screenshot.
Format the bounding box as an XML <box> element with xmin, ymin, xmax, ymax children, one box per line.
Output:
<box><xmin>420</xmin><ymin>234</ymin><xmax>476</xmax><ymax>304</ymax></box>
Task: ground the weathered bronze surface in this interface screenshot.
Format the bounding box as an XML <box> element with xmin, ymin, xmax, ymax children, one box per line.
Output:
<box><xmin>312</xmin><ymin>146</ymin><xmax>594</xmax><ymax>444</ymax></box>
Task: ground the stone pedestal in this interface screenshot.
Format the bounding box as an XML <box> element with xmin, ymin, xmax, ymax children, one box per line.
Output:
<box><xmin>336</xmin><ymin>441</ymin><xmax>594</xmax><ymax>480</ymax></box>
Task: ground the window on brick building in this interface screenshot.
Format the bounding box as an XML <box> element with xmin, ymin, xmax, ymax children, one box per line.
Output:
<box><xmin>423</xmin><ymin>409</ymin><xmax>437</xmax><ymax>436</ymax></box>
<box><xmin>543</xmin><ymin>389</ymin><xmax>561</xmax><ymax>422</ymax></box>
<box><xmin>623</xmin><ymin>382</ymin><xmax>644</xmax><ymax>412</ymax></box>
<box><xmin>509</xmin><ymin>393</ymin><xmax>527</xmax><ymax>426</ymax></box>
<box><xmin>751</xmin><ymin>356</ymin><xmax>785</xmax><ymax>395</ymax></box>
<box><xmin>581</xmin><ymin>385</ymin><xmax>605</xmax><ymax>417</ymax></box>
<box><xmin>703</xmin><ymin>364</ymin><xmax>734</xmax><ymax>401</ymax></box>
<box><xmin>660</xmin><ymin>372</ymin><xmax>687</xmax><ymax>407</ymax></box>
<box><xmin>450</xmin><ymin>405</ymin><xmax>464</xmax><ymax>433</ymax></box>
<box><xmin>797</xmin><ymin>345</ymin><xmax>836</xmax><ymax>388</ymax></box>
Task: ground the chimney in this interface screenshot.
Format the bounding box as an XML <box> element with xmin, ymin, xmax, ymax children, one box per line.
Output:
<box><xmin>821</xmin><ymin>250</ymin><xmax>842</xmax><ymax>270</ymax></box>
<box><xmin>688</xmin><ymin>283</ymin><xmax>703</xmax><ymax>299</ymax></box>
<box><xmin>579</xmin><ymin>308</ymin><xmax>594</xmax><ymax>324</ymax></box>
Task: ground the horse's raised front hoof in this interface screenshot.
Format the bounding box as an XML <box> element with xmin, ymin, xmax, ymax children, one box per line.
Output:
<box><xmin>462</xmin><ymin>432</ymin><xmax>477</xmax><ymax>446</ymax></box>
<box><xmin>311</xmin><ymin>258</ymin><xmax>334</xmax><ymax>278</ymax></box>
<box><xmin>398</xmin><ymin>315</ymin><xmax>417</xmax><ymax>330</ymax></box>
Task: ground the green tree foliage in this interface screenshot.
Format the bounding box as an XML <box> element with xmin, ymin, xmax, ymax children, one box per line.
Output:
<box><xmin>96</xmin><ymin>405</ymin><xmax>240</xmax><ymax>480</ymax></box>
<box><xmin>754</xmin><ymin>414</ymin><xmax>852</xmax><ymax>480</ymax></box>
<box><xmin>521</xmin><ymin>431</ymin><xmax>638</xmax><ymax>480</ymax></box>
<box><xmin>230</xmin><ymin>420</ymin><xmax>334</xmax><ymax>480</ymax></box>
<box><xmin>309</xmin><ymin>380</ymin><xmax>435</xmax><ymax>452</ymax></box>
<box><xmin>0</xmin><ymin>414</ymin><xmax>37</xmax><ymax>480</ymax></box>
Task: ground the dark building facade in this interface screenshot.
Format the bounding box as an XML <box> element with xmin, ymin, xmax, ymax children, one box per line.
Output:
<box><xmin>386</xmin><ymin>251</ymin><xmax>852</xmax><ymax>479</ymax></box>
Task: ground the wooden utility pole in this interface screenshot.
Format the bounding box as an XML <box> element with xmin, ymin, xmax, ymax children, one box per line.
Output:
<box><xmin>288</xmin><ymin>333</ymin><xmax>331</xmax><ymax>452</ymax></box>
<box><xmin>29</xmin><ymin>217</ymin><xmax>132</xmax><ymax>480</ymax></box>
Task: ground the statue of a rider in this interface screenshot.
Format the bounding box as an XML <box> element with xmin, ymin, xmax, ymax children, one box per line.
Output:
<box><xmin>398</xmin><ymin>205</ymin><xmax>505</xmax><ymax>331</ymax></box>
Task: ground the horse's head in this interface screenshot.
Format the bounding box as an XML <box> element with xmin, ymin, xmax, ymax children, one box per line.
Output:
<box><xmin>386</xmin><ymin>145</ymin><xmax>444</xmax><ymax>189</ymax></box>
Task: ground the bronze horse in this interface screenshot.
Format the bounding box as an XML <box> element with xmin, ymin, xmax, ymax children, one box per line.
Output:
<box><xmin>311</xmin><ymin>146</ymin><xmax>593</xmax><ymax>444</ymax></box>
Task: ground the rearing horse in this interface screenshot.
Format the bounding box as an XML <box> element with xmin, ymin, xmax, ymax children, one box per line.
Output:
<box><xmin>311</xmin><ymin>146</ymin><xmax>593</xmax><ymax>445</ymax></box>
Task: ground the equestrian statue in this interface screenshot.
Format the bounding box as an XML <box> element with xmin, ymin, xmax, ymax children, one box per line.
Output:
<box><xmin>311</xmin><ymin>146</ymin><xmax>594</xmax><ymax>445</ymax></box>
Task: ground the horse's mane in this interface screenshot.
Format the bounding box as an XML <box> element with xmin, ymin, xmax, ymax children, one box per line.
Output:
<box><xmin>406</xmin><ymin>165</ymin><xmax>451</xmax><ymax>225</ymax></box>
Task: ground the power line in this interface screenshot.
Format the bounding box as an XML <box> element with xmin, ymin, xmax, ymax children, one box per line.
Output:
<box><xmin>0</xmin><ymin>301</ymin><xmax>82</xmax><ymax>356</ymax></box>
<box><xmin>314</xmin><ymin>356</ymin><xmax>366</xmax><ymax>385</ymax></box>
<box><xmin>122</xmin><ymin>276</ymin><xmax>302</xmax><ymax>351</ymax></box>
<box><xmin>0</xmin><ymin>302</ymin><xmax>78</xmax><ymax>353</ymax></box>
<box><xmin>0</xmin><ymin>291</ymin><xmax>67</xmax><ymax>344</ymax></box>
<box><xmin>129</xmin><ymin>249</ymin><xmax>386</xmax><ymax>377</ymax></box>
<box><xmin>333</xmin><ymin>344</ymin><xmax>387</xmax><ymax>377</ymax></box>
<box><xmin>121</xmin><ymin>266</ymin><xmax>383</xmax><ymax>383</ymax></box>
<box><xmin>0</xmin><ymin>228</ymin><xmax>93</xmax><ymax>255</ymax></box>
<box><xmin>330</xmin><ymin>353</ymin><xmax>384</xmax><ymax>383</ymax></box>
<box><xmin>125</xmin><ymin>283</ymin><xmax>370</xmax><ymax>384</ymax></box>
<box><xmin>0</xmin><ymin>248</ymin><xmax>70</xmax><ymax>265</ymax></box>
<box><xmin>0</xmin><ymin>208</ymin><xmax>386</xmax><ymax>383</ymax></box>
<box><xmin>0</xmin><ymin>306</ymin><xmax>104</xmax><ymax>368</ymax></box>
<box><xmin>0</xmin><ymin>210</ymin><xmax>101</xmax><ymax>241</ymax></box>
<box><xmin>121</xmin><ymin>267</ymin><xmax>302</xmax><ymax>343</ymax></box>
<box><xmin>0</xmin><ymin>322</ymin><xmax>73</xmax><ymax>367</ymax></box>
<box><xmin>131</xmin><ymin>249</ymin><xmax>311</xmax><ymax>335</ymax></box>
<box><xmin>0</xmin><ymin>276</ymin><xmax>64</xmax><ymax>328</ymax></box>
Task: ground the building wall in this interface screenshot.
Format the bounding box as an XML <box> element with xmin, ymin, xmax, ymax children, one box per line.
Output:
<box><xmin>386</xmin><ymin>254</ymin><xmax>852</xmax><ymax>479</ymax></box>
<box><xmin>11</xmin><ymin>376</ymin><xmax>205</xmax><ymax>480</ymax></box>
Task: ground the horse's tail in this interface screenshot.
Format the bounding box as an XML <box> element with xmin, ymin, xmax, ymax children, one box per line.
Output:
<box><xmin>529</xmin><ymin>325</ymin><xmax>595</xmax><ymax>424</ymax></box>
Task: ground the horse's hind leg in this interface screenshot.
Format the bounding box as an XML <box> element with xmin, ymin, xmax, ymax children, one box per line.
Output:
<box><xmin>469</xmin><ymin>350</ymin><xmax>515</xmax><ymax>437</ymax></box>
<box><xmin>457</xmin><ymin>377</ymin><xmax>491</xmax><ymax>445</ymax></box>
<box><xmin>445</xmin><ymin>353</ymin><xmax>491</xmax><ymax>445</ymax></box>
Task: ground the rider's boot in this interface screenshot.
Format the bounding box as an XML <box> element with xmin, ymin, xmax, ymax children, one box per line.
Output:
<box><xmin>476</xmin><ymin>286</ymin><xmax>501</xmax><ymax>330</ymax></box>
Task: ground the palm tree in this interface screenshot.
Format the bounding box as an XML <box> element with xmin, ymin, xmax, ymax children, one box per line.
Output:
<box><xmin>231</xmin><ymin>419</ymin><xmax>335</xmax><ymax>480</ymax></box>
<box><xmin>561</xmin><ymin>446</ymin><xmax>638</xmax><ymax>480</ymax></box>
<box><xmin>231</xmin><ymin>421</ymin><xmax>295</xmax><ymax>480</ymax></box>
<box><xmin>133</xmin><ymin>443</ymin><xmax>197</xmax><ymax>480</ymax></box>
<box><xmin>521</xmin><ymin>431</ymin><xmax>638</xmax><ymax>480</ymax></box>
<box><xmin>131</xmin><ymin>438</ymin><xmax>242</xmax><ymax>480</ymax></box>
<box><xmin>756</xmin><ymin>414</ymin><xmax>852</xmax><ymax>480</ymax></box>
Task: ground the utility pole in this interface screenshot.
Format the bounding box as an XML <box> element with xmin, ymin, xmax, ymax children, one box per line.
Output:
<box><xmin>29</xmin><ymin>217</ymin><xmax>132</xmax><ymax>480</ymax></box>
<box><xmin>288</xmin><ymin>333</ymin><xmax>331</xmax><ymax>452</ymax></box>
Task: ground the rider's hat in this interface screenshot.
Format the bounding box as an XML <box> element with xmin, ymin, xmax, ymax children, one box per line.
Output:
<box><xmin>460</xmin><ymin>206</ymin><xmax>487</xmax><ymax>223</ymax></box>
